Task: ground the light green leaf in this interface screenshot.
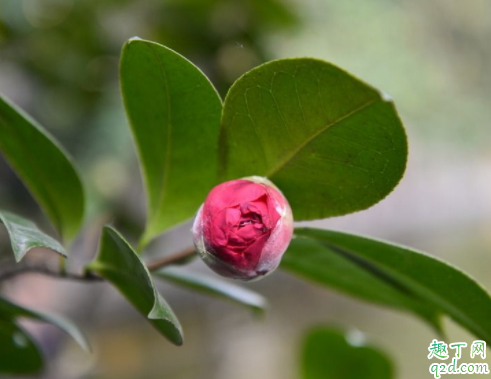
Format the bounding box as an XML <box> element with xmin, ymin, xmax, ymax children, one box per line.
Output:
<box><xmin>219</xmin><ymin>59</ymin><xmax>407</xmax><ymax>220</ymax></box>
<box><xmin>302</xmin><ymin>327</ymin><xmax>394</xmax><ymax>379</ymax></box>
<box><xmin>120</xmin><ymin>38</ymin><xmax>222</xmax><ymax>246</ymax></box>
<box><xmin>0</xmin><ymin>94</ymin><xmax>85</xmax><ymax>242</ymax></box>
<box><xmin>0</xmin><ymin>295</ymin><xmax>90</xmax><ymax>351</ymax></box>
<box><xmin>155</xmin><ymin>266</ymin><xmax>267</xmax><ymax>313</ymax></box>
<box><xmin>285</xmin><ymin>228</ymin><xmax>491</xmax><ymax>343</ymax></box>
<box><xmin>86</xmin><ymin>226</ymin><xmax>183</xmax><ymax>345</ymax></box>
<box><xmin>0</xmin><ymin>320</ymin><xmax>43</xmax><ymax>375</ymax></box>
<box><xmin>0</xmin><ymin>210</ymin><xmax>66</xmax><ymax>262</ymax></box>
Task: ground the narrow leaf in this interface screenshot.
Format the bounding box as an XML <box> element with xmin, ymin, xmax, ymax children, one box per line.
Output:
<box><xmin>0</xmin><ymin>320</ymin><xmax>43</xmax><ymax>375</ymax></box>
<box><xmin>120</xmin><ymin>38</ymin><xmax>222</xmax><ymax>246</ymax></box>
<box><xmin>286</xmin><ymin>228</ymin><xmax>491</xmax><ymax>343</ymax></box>
<box><xmin>86</xmin><ymin>226</ymin><xmax>183</xmax><ymax>345</ymax></box>
<box><xmin>0</xmin><ymin>210</ymin><xmax>66</xmax><ymax>262</ymax></box>
<box><xmin>302</xmin><ymin>327</ymin><xmax>394</xmax><ymax>379</ymax></box>
<box><xmin>155</xmin><ymin>266</ymin><xmax>267</xmax><ymax>313</ymax></box>
<box><xmin>220</xmin><ymin>59</ymin><xmax>407</xmax><ymax>220</ymax></box>
<box><xmin>0</xmin><ymin>94</ymin><xmax>84</xmax><ymax>241</ymax></box>
<box><xmin>0</xmin><ymin>296</ymin><xmax>90</xmax><ymax>352</ymax></box>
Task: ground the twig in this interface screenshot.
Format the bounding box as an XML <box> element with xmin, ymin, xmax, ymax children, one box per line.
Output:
<box><xmin>0</xmin><ymin>264</ymin><xmax>103</xmax><ymax>282</ymax></box>
<box><xmin>146</xmin><ymin>246</ymin><xmax>196</xmax><ymax>272</ymax></box>
<box><xmin>0</xmin><ymin>247</ymin><xmax>196</xmax><ymax>283</ymax></box>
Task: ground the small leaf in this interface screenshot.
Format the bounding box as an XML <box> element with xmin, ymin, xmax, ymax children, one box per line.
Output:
<box><xmin>219</xmin><ymin>59</ymin><xmax>407</xmax><ymax>220</ymax></box>
<box><xmin>0</xmin><ymin>94</ymin><xmax>85</xmax><ymax>242</ymax></box>
<box><xmin>285</xmin><ymin>228</ymin><xmax>491</xmax><ymax>343</ymax></box>
<box><xmin>86</xmin><ymin>226</ymin><xmax>183</xmax><ymax>345</ymax></box>
<box><xmin>302</xmin><ymin>327</ymin><xmax>394</xmax><ymax>379</ymax></box>
<box><xmin>0</xmin><ymin>295</ymin><xmax>90</xmax><ymax>351</ymax></box>
<box><xmin>0</xmin><ymin>320</ymin><xmax>43</xmax><ymax>375</ymax></box>
<box><xmin>0</xmin><ymin>210</ymin><xmax>66</xmax><ymax>262</ymax></box>
<box><xmin>120</xmin><ymin>38</ymin><xmax>222</xmax><ymax>246</ymax></box>
<box><xmin>155</xmin><ymin>266</ymin><xmax>267</xmax><ymax>313</ymax></box>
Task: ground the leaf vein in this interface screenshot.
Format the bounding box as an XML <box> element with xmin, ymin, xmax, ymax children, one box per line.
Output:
<box><xmin>266</xmin><ymin>97</ymin><xmax>380</xmax><ymax>178</ymax></box>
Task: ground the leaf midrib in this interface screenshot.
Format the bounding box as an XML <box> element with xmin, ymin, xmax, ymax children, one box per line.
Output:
<box><xmin>266</xmin><ymin>96</ymin><xmax>380</xmax><ymax>178</ymax></box>
<box><xmin>143</xmin><ymin>43</ymin><xmax>173</xmax><ymax>228</ymax></box>
<box><xmin>282</xmin><ymin>242</ymin><xmax>437</xmax><ymax>319</ymax></box>
<box><xmin>0</xmin><ymin>110</ymin><xmax>64</xmax><ymax>237</ymax></box>
<box><xmin>317</xmin><ymin>237</ymin><xmax>490</xmax><ymax>341</ymax></box>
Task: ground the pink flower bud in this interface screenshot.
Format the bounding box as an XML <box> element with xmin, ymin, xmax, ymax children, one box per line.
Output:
<box><xmin>192</xmin><ymin>176</ymin><xmax>293</xmax><ymax>281</ymax></box>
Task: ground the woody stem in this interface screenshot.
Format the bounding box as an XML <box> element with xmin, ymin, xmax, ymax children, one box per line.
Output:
<box><xmin>0</xmin><ymin>246</ymin><xmax>196</xmax><ymax>283</ymax></box>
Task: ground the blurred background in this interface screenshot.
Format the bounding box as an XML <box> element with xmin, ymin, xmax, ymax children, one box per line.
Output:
<box><xmin>1</xmin><ymin>0</ymin><xmax>491</xmax><ymax>378</ymax></box>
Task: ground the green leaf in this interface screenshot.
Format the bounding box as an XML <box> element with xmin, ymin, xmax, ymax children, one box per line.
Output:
<box><xmin>0</xmin><ymin>295</ymin><xmax>90</xmax><ymax>351</ymax></box>
<box><xmin>285</xmin><ymin>228</ymin><xmax>491</xmax><ymax>343</ymax></box>
<box><xmin>219</xmin><ymin>59</ymin><xmax>407</xmax><ymax>220</ymax></box>
<box><xmin>0</xmin><ymin>320</ymin><xmax>43</xmax><ymax>375</ymax></box>
<box><xmin>302</xmin><ymin>327</ymin><xmax>394</xmax><ymax>379</ymax></box>
<box><xmin>282</xmin><ymin>232</ymin><xmax>442</xmax><ymax>331</ymax></box>
<box><xmin>120</xmin><ymin>38</ymin><xmax>222</xmax><ymax>246</ymax></box>
<box><xmin>86</xmin><ymin>226</ymin><xmax>183</xmax><ymax>345</ymax></box>
<box><xmin>0</xmin><ymin>94</ymin><xmax>85</xmax><ymax>242</ymax></box>
<box><xmin>0</xmin><ymin>210</ymin><xmax>66</xmax><ymax>262</ymax></box>
<box><xmin>155</xmin><ymin>266</ymin><xmax>267</xmax><ymax>313</ymax></box>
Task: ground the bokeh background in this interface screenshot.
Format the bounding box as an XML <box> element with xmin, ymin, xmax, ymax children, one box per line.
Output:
<box><xmin>1</xmin><ymin>0</ymin><xmax>491</xmax><ymax>378</ymax></box>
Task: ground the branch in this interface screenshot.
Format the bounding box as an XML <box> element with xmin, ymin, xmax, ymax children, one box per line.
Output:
<box><xmin>146</xmin><ymin>246</ymin><xmax>196</xmax><ymax>272</ymax></box>
<box><xmin>0</xmin><ymin>247</ymin><xmax>196</xmax><ymax>283</ymax></box>
<box><xmin>0</xmin><ymin>264</ymin><xmax>103</xmax><ymax>282</ymax></box>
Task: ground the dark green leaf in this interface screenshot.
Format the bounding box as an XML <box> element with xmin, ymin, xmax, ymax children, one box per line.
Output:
<box><xmin>0</xmin><ymin>94</ymin><xmax>85</xmax><ymax>242</ymax></box>
<box><xmin>302</xmin><ymin>327</ymin><xmax>394</xmax><ymax>379</ymax></box>
<box><xmin>0</xmin><ymin>295</ymin><xmax>90</xmax><ymax>351</ymax></box>
<box><xmin>86</xmin><ymin>226</ymin><xmax>183</xmax><ymax>345</ymax></box>
<box><xmin>155</xmin><ymin>266</ymin><xmax>267</xmax><ymax>313</ymax></box>
<box><xmin>282</xmin><ymin>232</ymin><xmax>442</xmax><ymax>331</ymax></box>
<box><xmin>0</xmin><ymin>320</ymin><xmax>43</xmax><ymax>375</ymax></box>
<box><xmin>120</xmin><ymin>38</ymin><xmax>222</xmax><ymax>246</ymax></box>
<box><xmin>219</xmin><ymin>59</ymin><xmax>407</xmax><ymax>220</ymax></box>
<box><xmin>0</xmin><ymin>210</ymin><xmax>66</xmax><ymax>262</ymax></box>
<box><xmin>286</xmin><ymin>228</ymin><xmax>491</xmax><ymax>343</ymax></box>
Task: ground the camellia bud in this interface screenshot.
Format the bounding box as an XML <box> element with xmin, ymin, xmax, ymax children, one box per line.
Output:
<box><xmin>192</xmin><ymin>176</ymin><xmax>293</xmax><ymax>281</ymax></box>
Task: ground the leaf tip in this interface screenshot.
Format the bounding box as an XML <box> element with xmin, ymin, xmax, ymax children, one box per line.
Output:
<box><xmin>77</xmin><ymin>335</ymin><xmax>93</xmax><ymax>353</ymax></box>
<box><xmin>378</xmin><ymin>89</ymin><xmax>394</xmax><ymax>102</ymax></box>
<box><xmin>148</xmin><ymin>301</ymin><xmax>184</xmax><ymax>346</ymax></box>
<box><xmin>128</xmin><ymin>36</ymin><xmax>143</xmax><ymax>43</ymax></box>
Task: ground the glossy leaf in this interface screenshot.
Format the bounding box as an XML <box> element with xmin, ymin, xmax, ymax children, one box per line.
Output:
<box><xmin>0</xmin><ymin>210</ymin><xmax>66</xmax><ymax>262</ymax></box>
<box><xmin>285</xmin><ymin>228</ymin><xmax>491</xmax><ymax>343</ymax></box>
<box><xmin>86</xmin><ymin>226</ymin><xmax>183</xmax><ymax>345</ymax></box>
<box><xmin>155</xmin><ymin>266</ymin><xmax>267</xmax><ymax>313</ymax></box>
<box><xmin>302</xmin><ymin>327</ymin><xmax>394</xmax><ymax>379</ymax></box>
<box><xmin>0</xmin><ymin>295</ymin><xmax>90</xmax><ymax>351</ymax></box>
<box><xmin>282</xmin><ymin>232</ymin><xmax>441</xmax><ymax>331</ymax></box>
<box><xmin>120</xmin><ymin>38</ymin><xmax>222</xmax><ymax>246</ymax></box>
<box><xmin>0</xmin><ymin>94</ymin><xmax>84</xmax><ymax>242</ymax></box>
<box><xmin>0</xmin><ymin>320</ymin><xmax>43</xmax><ymax>375</ymax></box>
<box><xmin>219</xmin><ymin>59</ymin><xmax>407</xmax><ymax>220</ymax></box>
